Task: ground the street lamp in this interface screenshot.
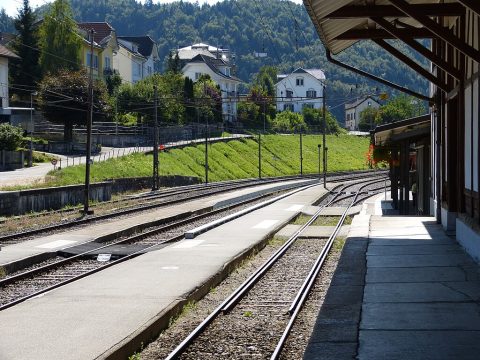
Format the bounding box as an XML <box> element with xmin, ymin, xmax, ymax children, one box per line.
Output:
<box><xmin>29</xmin><ymin>91</ymin><xmax>38</xmax><ymax>167</ymax></box>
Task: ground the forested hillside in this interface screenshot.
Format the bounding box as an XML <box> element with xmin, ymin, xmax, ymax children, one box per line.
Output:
<box><xmin>3</xmin><ymin>0</ymin><xmax>429</xmax><ymax>122</ymax></box>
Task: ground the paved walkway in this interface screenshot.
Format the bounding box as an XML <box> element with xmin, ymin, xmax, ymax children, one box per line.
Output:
<box><xmin>305</xmin><ymin>194</ymin><xmax>480</xmax><ymax>360</ymax></box>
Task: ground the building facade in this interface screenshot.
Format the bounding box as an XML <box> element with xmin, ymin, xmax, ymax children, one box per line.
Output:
<box><xmin>0</xmin><ymin>44</ymin><xmax>20</xmax><ymax>121</ymax></box>
<box><xmin>275</xmin><ymin>68</ymin><xmax>325</xmax><ymax>113</ymax></box>
<box><xmin>304</xmin><ymin>0</ymin><xmax>480</xmax><ymax>262</ymax></box>
<box><xmin>178</xmin><ymin>43</ymin><xmax>241</xmax><ymax>122</ymax></box>
<box><xmin>345</xmin><ymin>96</ymin><xmax>381</xmax><ymax>130</ymax></box>
<box><xmin>116</xmin><ymin>36</ymin><xmax>159</xmax><ymax>83</ymax></box>
<box><xmin>77</xmin><ymin>22</ymin><xmax>119</xmax><ymax>80</ymax></box>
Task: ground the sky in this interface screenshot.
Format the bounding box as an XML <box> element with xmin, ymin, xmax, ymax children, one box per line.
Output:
<box><xmin>1</xmin><ymin>0</ymin><xmax>302</xmax><ymax>17</ymax></box>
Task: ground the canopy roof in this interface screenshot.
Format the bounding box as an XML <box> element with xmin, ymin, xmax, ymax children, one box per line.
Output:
<box><xmin>303</xmin><ymin>0</ymin><xmax>460</xmax><ymax>54</ymax></box>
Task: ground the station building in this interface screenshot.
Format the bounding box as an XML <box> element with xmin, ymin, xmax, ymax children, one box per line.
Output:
<box><xmin>303</xmin><ymin>0</ymin><xmax>480</xmax><ymax>261</ymax></box>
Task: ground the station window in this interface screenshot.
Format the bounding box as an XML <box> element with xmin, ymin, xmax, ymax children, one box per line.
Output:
<box><xmin>296</xmin><ymin>77</ymin><xmax>304</xmax><ymax>86</ymax></box>
<box><xmin>286</xmin><ymin>89</ymin><xmax>293</xmax><ymax>98</ymax></box>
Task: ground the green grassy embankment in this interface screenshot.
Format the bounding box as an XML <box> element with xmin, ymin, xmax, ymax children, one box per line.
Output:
<box><xmin>23</xmin><ymin>134</ymin><xmax>370</xmax><ymax>188</ymax></box>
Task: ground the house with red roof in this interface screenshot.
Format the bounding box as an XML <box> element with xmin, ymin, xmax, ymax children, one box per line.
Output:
<box><xmin>77</xmin><ymin>22</ymin><xmax>119</xmax><ymax>80</ymax></box>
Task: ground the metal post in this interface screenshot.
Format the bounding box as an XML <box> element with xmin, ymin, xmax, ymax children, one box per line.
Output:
<box><xmin>263</xmin><ymin>99</ymin><xmax>266</xmax><ymax>133</ymax></box>
<box><xmin>300</xmin><ymin>132</ymin><xmax>303</xmax><ymax>176</ymax></box>
<box><xmin>83</xmin><ymin>29</ymin><xmax>95</xmax><ymax>215</ymax></box>
<box><xmin>318</xmin><ymin>144</ymin><xmax>321</xmax><ymax>181</ymax></box>
<box><xmin>325</xmin><ymin>147</ymin><xmax>328</xmax><ymax>174</ymax></box>
<box><xmin>385</xmin><ymin>178</ymin><xmax>387</xmax><ymax>200</ymax></box>
<box><xmin>322</xmin><ymin>84</ymin><xmax>327</xmax><ymax>188</ymax></box>
<box><xmin>152</xmin><ymin>85</ymin><xmax>159</xmax><ymax>191</ymax></box>
<box><xmin>205</xmin><ymin>120</ymin><xmax>208</xmax><ymax>184</ymax></box>
<box><xmin>28</xmin><ymin>92</ymin><xmax>37</xmax><ymax>167</ymax></box>
<box><xmin>258</xmin><ymin>133</ymin><xmax>261</xmax><ymax>179</ymax></box>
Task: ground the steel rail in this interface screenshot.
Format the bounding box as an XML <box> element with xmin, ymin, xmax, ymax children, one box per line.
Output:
<box><xmin>270</xmin><ymin>178</ymin><xmax>387</xmax><ymax>360</ymax></box>
<box><xmin>163</xmin><ymin>176</ymin><xmax>385</xmax><ymax>360</ymax></box>
<box><xmin>0</xmin><ymin>181</ymin><xmax>325</xmax><ymax>311</ymax></box>
<box><xmin>0</xmin><ymin>176</ymin><xmax>311</xmax><ymax>243</ymax></box>
<box><xmin>0</xmin><ymin>171</ymin><xmax>385</xmax><ymax>243</ymax></box>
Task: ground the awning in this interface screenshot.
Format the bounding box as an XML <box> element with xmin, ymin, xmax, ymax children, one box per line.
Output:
<box><xmin>303</xmin><ymin>0</ymin><xmax>460</xmax><ymax>55</ymax></box>
<box><xmin>373</xmin><ymin>114</ymin><xmax>431</xmax><ymax>145</ymax></box>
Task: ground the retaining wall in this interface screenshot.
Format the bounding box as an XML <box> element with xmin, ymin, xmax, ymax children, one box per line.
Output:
<box><xmin>0</xmin><ymin>150</ymin><xmax>24</xmax><ymax>171</ymax></box>
<box><xmin>0</xmin><ymin>175</ymin><xmax>201</xmax><ymax>216</ymax></box>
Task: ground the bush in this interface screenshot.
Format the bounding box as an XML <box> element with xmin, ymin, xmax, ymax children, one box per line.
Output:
<box><xmin>272</xmin><ymin>111</ymin><xmax>308</xmax><ymax>133</ymax></box>
<box><xmin>0</xmin><ymin>123</ymin><xmax>24</xmax><ymax>151</ymax></box>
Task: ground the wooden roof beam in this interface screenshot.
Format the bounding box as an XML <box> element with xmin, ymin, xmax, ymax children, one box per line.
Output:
<box><xmin>373</xmin><ymin>39</ymin><xmax>449</xmax><ymax>92</ymax></box>
<box><xmin>327</xmin><ymin>3</ymin><xmax>465</xmax><ymax>19</ymax></box>
<box><xmin>336</xmin><ymin>28</ymin><xmax>433</xmax><ymax>40</ymax></box>
<box><xmin>388</xmin><ymin>0</ymin><xmax>480</xmax><ymax>62</ymax></box>
<box><xmin>372</xmin><ymin>17</ymin><xmax>462</xmax><ymax>80</ymax></box>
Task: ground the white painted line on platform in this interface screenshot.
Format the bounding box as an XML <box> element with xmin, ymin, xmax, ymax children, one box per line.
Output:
<box><xmin>200</xmin><ymin>244</ymin><xmax>219</xmax><ymax>247</ymax></box>
<box><xmin>285</xmin><ymin>204</ymin><xmax>303</xmax><ymax>212</ymax></box>
<box><xmin>253</xmin><ymin>220</ymin><xmax>279</xmax><ymax>229</ymax></box>
<box><xmin>173</xmin><ymin>240</ymin><xmax>204</xmax><ymax>249</ymax></box>
<box><xmin>36</xmin><ymin>240</ymin><xmax>77</xmax><ymax>249</ymax></box>
<box><xmin>161</xmin><ymin>266</ymin><xmax>179</xmax><ymax>270</ymax></box>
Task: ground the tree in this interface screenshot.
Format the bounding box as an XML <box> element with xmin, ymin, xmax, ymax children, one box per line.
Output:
<box><xmin>183</xmin><ymin>76</ymin><xmax>195</xmax><ymax>123</ymax></box>
<box><xmin>0</xmin><ymin>124</ymin><xmax>23</xmax><ymax>151</ymax></box>
<box><xmin>302</xmin><ymin>107</ymin><xmax>343</xmax><ymax>134</ymax></box>
<box><xmin>105</xmin><ymin>72</ymin><xmax>122</xmax><ymax>96</ymax></box>
<box><xmin>253</xmin><ymin>65</ymin><xmax>277</xmax><ymax>98</ymax></box>
<box><xmin>38</xmin><ymin>0</ymin><xmax>82</xmax><ymax>75</ymax></box>
<box><xmin>11</xmin><ymin>0</ymin><xmax>40</xmax><ymax>93</ymax></box>
<box><xmin>38</xmin><ymin>69</ymin><xmax>111</xmax><ymax>141</ymax></box>
<box><xmin>272</xmin><ymin>111</ymin><xmax>308</xmax><ymax>133</ymax></box>
<box><xmin>237</xmin><ymin>101</ymin><xmax>261</xmax><ymax>129</ymax></box>
<box><xmin>194</xmin><ymin>74</ymin><xmax>222</xmax><ymax>123</ymax></box>
<box><xmin>117</xmin><ymin>73</ymin><xmax>185</xmax><ymax>125</ymax></box>
<box><xmin>166</xmin><ymin>51</ymin><xmax>181</xmax><ymax>74</ymax></box>
<box><xmin>375</xmin><ymin>95</ymin><xmax>427</xmax><ymax>125</ymax></box>
<box><xmin>358</xmin><ymin>106</ymin><xmax>379</xmax><ymax>131</ymax></box>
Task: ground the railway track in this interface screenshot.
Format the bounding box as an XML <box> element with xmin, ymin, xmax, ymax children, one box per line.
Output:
<box><xmin>0</xmin><ymin>173</ymin><xmax>387</xmax><ymax>312</ymax></box>
<box><xmin>0</xmin><ymin>170</ymin><xmax>385</xmax><ymax>245</ymax></box>
<box><xmin>161</xmin><ymin>178</ymin><xmax>387</xmax><ymax>360</ymax></box>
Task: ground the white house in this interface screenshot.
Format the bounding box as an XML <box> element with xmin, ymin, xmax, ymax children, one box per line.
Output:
<box><xmin>344</xmin><ymin>96</ymin><xmax>381</xmax><ymax>130</ymax></box>
<box><xmin>114</xmin><ymin>36</ymin><xmax>159</xmax><ymax>84</ymax></box>
<box><xmin>178</xmin><ymin>43</ymin><xmax>241</xmax><ymax>122</ymax></box>
<box><xmin>276</xmin><ymin>68</ymin><xmax>325</xmax><ymax>113</ymax></box>
<box><xmin>0</xmin><ymin>44</ymin><xmax>20</xmax><ymax>121</ymax></box>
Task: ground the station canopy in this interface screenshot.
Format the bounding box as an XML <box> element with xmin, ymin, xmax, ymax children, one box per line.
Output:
<box><xmin>303</xmin><ymin>0</ymin><xmax>461</xmax><ymax>55</ymax></box>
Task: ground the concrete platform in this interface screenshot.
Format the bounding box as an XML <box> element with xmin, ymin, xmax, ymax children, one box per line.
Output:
<box><xmin>305</xmin><ymin>193</ymin><xmax>480</xmax><ymax>360</ymax></box>
<box><xmin>0</xmin><ymin>183</ymin><xmax>328</xmax><ymax>360</ymax></box>
<box><xmin>0</xmin><ymin>178</ymin><xmax>313</xmax><ymax>274</ymax></box>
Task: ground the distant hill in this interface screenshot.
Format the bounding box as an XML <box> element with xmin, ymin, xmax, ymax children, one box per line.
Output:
<box><xmin>4</xmin><ymin>0</ymin><xmax>429</xmax><ymax>122</ymax></box>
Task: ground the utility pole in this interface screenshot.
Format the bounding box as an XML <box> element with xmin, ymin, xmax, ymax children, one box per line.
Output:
<box><xmin>204</xmin><ymin>82</ymin><xmax>208</xmax><ymax>184</ymax></box>
<box><xmin>322</xmin><ymin>83</ymin><xmax>327</xmax><ymax>189</ymax></box>
<box><xmin>300</xmin><ymin>132</ymin><xmax>303</xmax><ymax>176</ymax></box>
<box><xmin>152</xmin><ymin>85</ymin><xmax>159</xmax><ymax>191</ymax></box>
<box><xmin>29</xmin><ymin>91</ymin><xmax>37</xmax><ymax>167</ymax></box>
<box><xmin>205</xmin><ymin>118</ymin><xmax>208</xmax><ymax>184</ymax></box>
<box><xmin>83</xmin><ymin>29</ymin><xmax>95</xmax><ymax>215</ymax></box>
<box><xmin>258</xmin><ymin>133</ymin><xmax>261</xmax><ymax>179</ymax></box>
<box><xmin>263</xmin><ymin>99</ymin><xmax>266</xmax><ymax>134</ymax></box>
